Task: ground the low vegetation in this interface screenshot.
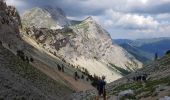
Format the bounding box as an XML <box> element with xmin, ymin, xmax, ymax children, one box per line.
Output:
<box><xmin>110</xmin><ymin>64</ymin><xmax>131</xmax><ymax>76</ymax></box>
<box><xmin>108</xmin><ymin>76</ymin><xmax>170</xmax><ymax>99</ymax></box>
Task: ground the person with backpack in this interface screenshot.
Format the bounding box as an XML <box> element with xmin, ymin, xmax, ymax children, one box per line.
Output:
<box><xmin>96</xmin><ymin>76</ymin><xmax>106</xmax><ymax>100</ymax></box>
<box><xmin>74</xmin><ymin>71</ymin><xmax>78</xmax><ymax>81</ymax></box>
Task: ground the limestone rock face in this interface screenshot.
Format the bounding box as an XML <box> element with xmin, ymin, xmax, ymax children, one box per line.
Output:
<box><xmin>22</xmin><ymin>7</ymin><xmax>70</xmax><ymax>29</ymax></box>
<box><xmin>21</xmin><ymin>9</ymin><xmax>142</xmax><ymax>82</ymax></box>
<box><xmin>69</xmin><ymin>17</ymin><xmax>142</xmax><ymax>82</ymax></box>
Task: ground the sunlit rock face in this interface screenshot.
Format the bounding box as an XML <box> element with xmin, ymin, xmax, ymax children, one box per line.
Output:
<box><xmin>20</xmin><ymin>7</ymin><xmax>142</xmax><ymax>83</ymax></box>
<box><xmin>22</xmin><ymin>6</ymin><xmax>70</xmax><ymax>29</ymax></box>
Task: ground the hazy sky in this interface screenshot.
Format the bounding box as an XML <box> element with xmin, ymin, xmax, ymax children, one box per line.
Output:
<box><xmin>5</xmin><ymin>0</ymin><xmax>170</xmax><ymax>39</ymax></box>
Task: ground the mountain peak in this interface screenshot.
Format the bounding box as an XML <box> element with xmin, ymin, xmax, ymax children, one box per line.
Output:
<box><xmin>42</xmin><ymin>6</ymin><xmax>66</xmax><ymax>18</ymax></box>
<box><xmin>84</xmin><ymin>16</ymin><xmax>95</xmax><ymax>22</ymax></box>
<box><xmin>22</xmin><ymin>6</ymin><xmax>70</xmax><ymax>29</ymax></box>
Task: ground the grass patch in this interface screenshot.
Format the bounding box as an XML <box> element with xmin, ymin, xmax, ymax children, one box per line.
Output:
<box><xmin>110</xmin><ymin>64</ymin><xmax>131</xmax><ymax>76</ymax></box>
<box><xmin>145</xmin><ymin>77</ymin><xmax>170</xmax><ymax>88</ymax></box>
<box><xmin>72</xmin><ymin>21</ymin><xmax>89</xmax><ymax>32</ymax></box>
<box><xmin>109</xmin><ymin>77</ymin><xmax>170</xmax><ymax>99</ymax></box>
<box><xmin>111</xmin><ymin>82</ymin><xmax>143</xmax><ymax>95</ymax></box>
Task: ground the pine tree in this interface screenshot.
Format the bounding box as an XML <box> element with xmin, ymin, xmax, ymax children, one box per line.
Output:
<box><xmin>155</xmin><ymin>53</ymin><xmax>158</xmax><ymax>60</ymax></box>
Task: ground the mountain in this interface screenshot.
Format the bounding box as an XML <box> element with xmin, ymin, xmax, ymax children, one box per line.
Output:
<box><xmin>21</xmin><ymin>7</ymin><xmax>142</xmax><ymax>82</ymax></box>
<box><xmin>0</xmin><ymin>2</ymin><xmax>142</xmax><ymax>98</ymax></box>
<box><xmin>114</xmin><ymin>37</ymin><xmax>170</xmax><ymax>62</ymax></box>
<box><xmin>0</xmin><ymin>0</ymin><xmax>95</xmax><ymax>96</ymax></box>
<box><xmin>138</xmin><ymin>38</ymin><xmax>170</xmax><ymax>57</ymax></box>
<box><xmin>1</xmin><ymin>1</ymin><xmax>170</xmax><ymax>99</ymax></box>
<box><xmin>119</xmin><ymin>43</ymin><xmax>154</xmax><ymax>63</ymax></box>
<box><xmin>22</xmin><ymin>6</ymin><xmax>70</xmax><ymax>29</ymax></box>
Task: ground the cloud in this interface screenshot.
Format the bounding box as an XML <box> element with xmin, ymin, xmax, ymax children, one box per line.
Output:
<box><xmin>5</xmin><ymin>0</ymin><xmax>29</xmax><ymax>13</ymax></box>
<box><xmin>5</xmin><ymin>0</ymin><xmax>170</xmax><ymax>16</ymax></box>
<box><xmin>116</xmin><ymin>14</ymin><xmax>159</xmax><ymax>30</ymax></box>
<box><xmin>5</xmin><ymin>0</ymin><xmax>170</xmax><ymax>39</ymax></box>
<box><xmin>103</xmin><ymin>9</ymin><xmax>159</xmax><ymax>30</ymax></box>
<box><xmin>125</xmin><ymin>0</ymin><xmax>170</xmax><ymax>14</ymax></box>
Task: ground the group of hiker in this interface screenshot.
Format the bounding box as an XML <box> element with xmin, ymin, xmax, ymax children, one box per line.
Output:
<box><xmin>95</xmin><ymin>74</ymin><xmax>149</xmax><ymax>100</ymax></box>
<box><xmin>132</xmin><ymin>73</ymin><xmax>148</xmax><ymax>82</ymax></box>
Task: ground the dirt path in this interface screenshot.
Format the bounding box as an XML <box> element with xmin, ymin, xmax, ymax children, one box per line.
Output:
<box><xmin>32</xmin><ymin>59</ymin><xmax>95</xmax><ymax>92</ymax></box>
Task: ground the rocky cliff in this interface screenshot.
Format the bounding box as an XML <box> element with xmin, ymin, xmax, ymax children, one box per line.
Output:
<box><xmin>22</xmin><ymin>6</ymin><xmax>70</xmax><ymax>29</ymax></box>
<box><xmin>21</xmin><ymin>7</ymin><xmax>142</xmax><ymax>82</ymax></box>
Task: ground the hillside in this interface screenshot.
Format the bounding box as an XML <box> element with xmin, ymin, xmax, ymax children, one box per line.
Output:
<box><xmin>118</xmin><ymin>43</ymin><xmax>154</xmax><ymax>63</ymax></box>
<box><xmin>0</xmin><ymin>43</ymin><xmax>72</xmax><ymax>100</ymax></box>
<box><xmin>0</xmin><ymin>0</ymin><xmax>94</xmax><ymax>94</ymax></box>
<box><xmin>105</xmin><ymin>53</ymin><xmax>170</xmax><ymax>100</ymax></box>
<box><xmin>114</xmin><ymin>37</ymin><xmax>170</xmax><ymax>62</ymax></box>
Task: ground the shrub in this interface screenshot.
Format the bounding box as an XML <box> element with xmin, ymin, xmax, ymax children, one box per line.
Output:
<box><xmin>17</xmin><ymin>50</ymin><xmax>25</xmax><ymax>61</ymax></box>
<box><xmin>166</xmin><ymin>50</ymin><xmax>170</xmax><ymax>55</ymax></box>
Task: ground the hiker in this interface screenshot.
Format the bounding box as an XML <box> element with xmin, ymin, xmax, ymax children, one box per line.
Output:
<box><xmin>57</xmin><ymin>64</ymin><xmax>61</xmax><ymax>71</ymax></box>
<box><xmin>61</xmin><ymin>64</ymin><xmax>64</xmax><ymax>72</ymax></box>
<box><xmin>96</xmin><ymin>76</ymin><xmax>106</xmax><ymax>100</ymax></box>
<box><xmin>25</xmin><ymin>56</ymin><xmax>29</xmax><ymax>63</ymax></box>
<box><xmin>74</xmin><ymin>71</ymin><xmax>78</xmax><ymax>81</ymax></box>
<box><xmin>0</xmin><ymin>40</ymin><xmax>2</xmax><ymax>45</ymax></box>
<box><xmin>142</xmin><ymin>75</ymin><xmax>146</xmax><ymax>82</ymax></box>
<box><xmin>136</xmin><ymin>76</ymin><xmax>141</xmax><ymax>82</ymax></box>
<box><xmin>142</xmin><ymin>74</ymin><xmax>147</xmax><ymax>82</ymax></box>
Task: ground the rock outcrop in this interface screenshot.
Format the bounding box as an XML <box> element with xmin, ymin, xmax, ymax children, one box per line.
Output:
<box><xmin>22</xmin><ymin>6</ymin><xmax>70</xmax><ymax>29</ymax></box>
<box><xmin>0</xmin><ymin>0</ymin><xmax>24</xmax><ymax>51</ymax></box>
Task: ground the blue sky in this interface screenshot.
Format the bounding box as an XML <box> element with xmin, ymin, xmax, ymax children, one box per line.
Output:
<box><xmin>6</xmin><ymin>0</ymin><xmax>170</xmax><ymax>39</ymax></box>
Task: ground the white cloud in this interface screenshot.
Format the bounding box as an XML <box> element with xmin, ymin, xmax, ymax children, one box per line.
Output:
<box><xmin>4</xmin><ymin>0</ymin><xmax>170</xmax><ymax>39</ymax></box>
<box><xmin>6</xmin><ymin>0</ymin><xmax>25</xmax><ymax>6</ymax></box>
<box><xmin>6</xmin><ymin>0</ymin><xmax>28</xmax><ymax>12</ymax></box>
<box><xmin>103</xmin><ymin>20</ymin><xmax>114</xmax><ymax>28</ymax></box>
<box><xmin>105</xmin><ymin>9</ymin><xmax>159</xmax><ymax>30</ymax></box>
<box><xmin>156</xmin><ymin>13</ymin><xmax>170</xmax><ymax>20</ymax></box>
